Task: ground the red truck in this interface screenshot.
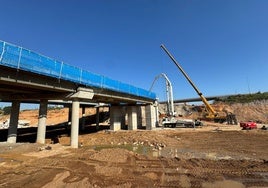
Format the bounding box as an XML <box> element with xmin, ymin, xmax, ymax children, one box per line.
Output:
<box><xmin>240</xmin><ymin>121</ymin><xmax>257</xmax><ymax>129</ymax></box>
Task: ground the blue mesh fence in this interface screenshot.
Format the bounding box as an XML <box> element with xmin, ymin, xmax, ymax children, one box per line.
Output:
<box><xmin>0</xmin><ymin>40</ymin><xmax>156</xmax><ymax>100</ymax></box>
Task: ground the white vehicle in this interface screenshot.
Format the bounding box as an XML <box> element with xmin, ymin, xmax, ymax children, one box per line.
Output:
<box><xmin>162</xmin><ymin>117</ymin><xmax>203</xmax><ymax>128</ymax></box>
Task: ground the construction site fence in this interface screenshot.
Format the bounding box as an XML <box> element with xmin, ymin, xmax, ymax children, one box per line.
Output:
<box><xmin>0</xmin><ymin>40</ymin><xmax>156</xmax><ymax>100</ymax></box>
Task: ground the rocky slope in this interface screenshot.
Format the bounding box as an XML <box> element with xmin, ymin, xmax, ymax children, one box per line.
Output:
<box><xmin>159</xmin><ymin>100</ymin><xmax>268</xmax><ymax>123</ymax></box>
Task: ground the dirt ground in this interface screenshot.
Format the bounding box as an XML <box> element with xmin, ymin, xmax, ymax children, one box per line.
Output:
<box><xmin>0</xmin><ymin>124</ymin><xmax>267</xmax><ymax>188</ymax></box>
<box><xmin>0</xmin><ymin>105</ymin><xmax>268</xmax><ymax>187</ymax></box>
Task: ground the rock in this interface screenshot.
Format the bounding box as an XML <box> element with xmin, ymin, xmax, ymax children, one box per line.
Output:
<box><xmin>45</xmin><ymin>145</ymin><xmax>52</xmax><ymax>150</ymax></box>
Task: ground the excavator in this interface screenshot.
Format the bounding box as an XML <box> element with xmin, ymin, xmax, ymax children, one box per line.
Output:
<box><xmin>160</xmin><ymin>44</ymin><xmax>237</xmax><ymax>124</ymax></box>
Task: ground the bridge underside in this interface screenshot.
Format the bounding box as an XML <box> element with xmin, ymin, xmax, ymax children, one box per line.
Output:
<box><xmin>0</xmin><ymin>40</ymin><xmax>158</xmax><ymax>148</ymax></box>
<box><xmin>0</xmin><ymin>66</ymin><xmax>154</xmax><ymax>104</ymax></box>
<box><xmin>0</xmin><ymin>65</ymin><xmax>159</xmax><ymax>148</ymax></box>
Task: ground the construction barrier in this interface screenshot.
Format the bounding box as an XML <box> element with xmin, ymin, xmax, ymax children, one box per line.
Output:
<box><xmin>0</xmin><ymin>40</ymin><xmax>156</xmax><ymax>100</ymax></box>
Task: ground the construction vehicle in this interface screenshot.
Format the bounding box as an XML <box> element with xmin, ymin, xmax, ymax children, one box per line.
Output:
<box><xmin>240</xmin><ymin>121</ymin><xmax>257</xmax><ymax>129</ymax></box>
<box><xmin>150</xmin><ymin>73</ymin><xmax>203</xmax><ymax>128</ymax></box>
<box><xmin>150</xmin><ymin>73</ymin><xmax>175</xmax><ymax>116</ymax></box>
<box><xmin>160</xmin><ymin>44</ymin><xmax>237</xmax><ymax>124</ymax></box>
<box><xmin>150</xmin><ymin>73</ymin><xmax>179</xmax><ymax>127</ymax></box>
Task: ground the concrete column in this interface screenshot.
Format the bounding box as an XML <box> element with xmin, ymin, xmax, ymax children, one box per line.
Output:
<box><xmin>70</xmin><ymin>99</ymin><xmax>80</xmax><ymax>148</ymax></box>
<box><xmin>128</xmin><ymin>106</ymin><xmax>137</xmax><ymax>130</ymax></box>
<box><xmin>155</xmin><ymin>101</ymin><xmax>159</xmax><ymax>127</ymax></box>
<box><xmin>68</xmin><ymin>104</ymin><xmax>72</xmax><ymax>125</ymax></box>
<box><xmin>81</xmin><ymin>106</ymin><xmax>86</xmax><ymax>131</ymax></box>
<box><xmin>145</xmin><ymin>104</ymin><xmax>156</xmax><ymax>130</ymax></box>
<box><xmin>110</xmin><ymin>106</ymin><xmax>122</xmax><ymax>131</ymax></box>
<box><xmin>121</xmin><ymin>107</ymin><xmax>127</xmax><ymax>129</ymax></box>
<box><xmin>96</xmin><ymin>107</ymin><xmax>100</xmax><ymax>130</ymax></box>
<box><xmin>7</xmin><ymin>101</ymin><xmax>20</xmax><ymax>143</ymax></box>
<box><xmin>36</xmin><ymin>99</ymin><xmax>48</xmax><ymax>144</ymax></box>
<box><xmin>137</xmin><ymin>106</ymin><xmax>143</xmax><ymax>129</ymax></box>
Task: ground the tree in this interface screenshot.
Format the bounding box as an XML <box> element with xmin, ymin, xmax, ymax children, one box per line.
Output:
<box><xmin>3</xmin><ymin>106</ymin><xmax>12</xmax><ymax>115</ymax></box>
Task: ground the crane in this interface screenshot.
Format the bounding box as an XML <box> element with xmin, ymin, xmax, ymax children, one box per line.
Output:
<box><xmin>160</xmin><ymin>44</ymin><xmax>236</xmax><ymax>123</ymax></box>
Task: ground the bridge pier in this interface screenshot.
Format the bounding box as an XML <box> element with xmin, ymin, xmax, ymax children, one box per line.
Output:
<box><xmin>7</xmin><ymin>101</ymin><xmax>20</xmax><ymax>143</ymax></box>
<box><xmin>155</xmin><ymin>101</ymin><xmax>159</xmax><ymax>127</ymax></box>
<box><xmin>68</xmin><ymin>104</ymin><xmax>72</xmax><ymax>126</ymax></box>
<box><xmin>36</xmin><ymin>99</ymin><xmax>48</xmax><ymax>144</ymax></box>
<box><xmin>121</xmin><ymin>107</ymin><xmax>127</xmax><ymax>129</ymax></box>
<box><xmin>110</xmin><ymin>104</ymin><xmax>157</xmax><ymax>131</ymax></box>
<box><xmin>127</xmin><ymin>106</ymin><xmax>137</xmax><ymax>130</ymax></box>
<box><xmin>69</xmin><ymin>87</ymin><xmax>94</xmax><ymax>148</ymax></box>
<box><xmin>81</xmin><ymin>106</ymin><xmax>86</xmax><ymax>131</ymax></box>
<box><xmin>96</xmin><ymin>106</ymin><xmax>100</xmax><ymax>130</ymax></box>
<box><xmin>110</xmin><ymin>106</ymin><xmax>123</xmax><ymax>131</ymax></box>
<box><xmin>137</xmin><ymin>106</ymin><xmax>143</xmax><ymax>129</ymax></box>
<box><xmin>145</xmin><ymin>104</ymin><xmax>158</xmax><ymax>130</ymax></box>
<box><xmin>70</xmin><ymin>99</ymin><xmax>80</xmax><ymax>148</ymax></box>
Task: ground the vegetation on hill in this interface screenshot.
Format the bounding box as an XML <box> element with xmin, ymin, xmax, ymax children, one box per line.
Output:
<box><xmin>215</xmin><ymin>92</ymin><xmax>268</xmax><ymax>104</ymax></box>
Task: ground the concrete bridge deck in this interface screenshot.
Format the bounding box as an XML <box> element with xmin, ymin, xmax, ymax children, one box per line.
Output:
<box><xmin>0</xmin><ymin>40</ymin><xmax>155</xmax><ymax>104</ymax></box>
<box><xmin>0</xmin><ymin>40</ymin><xmax>158</xmax><ymax>148</ymax></box>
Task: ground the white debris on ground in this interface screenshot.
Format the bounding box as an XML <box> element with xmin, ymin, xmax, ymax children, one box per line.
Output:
<box><xmin>0</xmin><ymin>119</ymin><xmax>30</xmax><ymax>129</ymax></box>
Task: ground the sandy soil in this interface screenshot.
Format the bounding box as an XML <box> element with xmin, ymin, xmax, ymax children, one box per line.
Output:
<box><xmin>0</xmin><ymin>104</ymin><xmax>268</xmax><ymax>187</ymax></box>
<box><xmin>0</xmin><ymin>124</ymin><xmax>267</xmax><ymax>188</ymax></box>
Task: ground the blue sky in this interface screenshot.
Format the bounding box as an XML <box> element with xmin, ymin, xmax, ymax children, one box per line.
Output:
<box><xmin>1</xmin><ymin>0</ymin><xmax>268</xmax><ymax>102</ymax></box>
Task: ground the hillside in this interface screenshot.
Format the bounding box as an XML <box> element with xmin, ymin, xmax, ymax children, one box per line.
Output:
<box><xmin>159</xmin><ymin>98</ymin><xmax>268</xmax><ymax>124</ymax></box>
<box><xmin>216</xmin><ymin>92</ymin><xmax>268</xmax><ymax>103</ymax></box>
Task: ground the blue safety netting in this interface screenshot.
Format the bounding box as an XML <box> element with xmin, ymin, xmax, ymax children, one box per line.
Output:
<box><xmin>0</xmin><ymin>40</ymin><xmax>156</xmax><ymax>100</ymax></box>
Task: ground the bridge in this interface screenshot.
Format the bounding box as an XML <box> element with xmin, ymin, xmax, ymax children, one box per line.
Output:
<box><xmin>159</xmin><ymin>95</ymin><xmax>232</xmax><ymax>104</ymax></box>
<box><xmin>0</xmin><ymin>40</ymin><xmax>158</xmax><ymax>148</ymax></box>
<box><xmin>159</xmin><ymin>94</ymin><xmax>241</xmax><ymax>104</ymax></box>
